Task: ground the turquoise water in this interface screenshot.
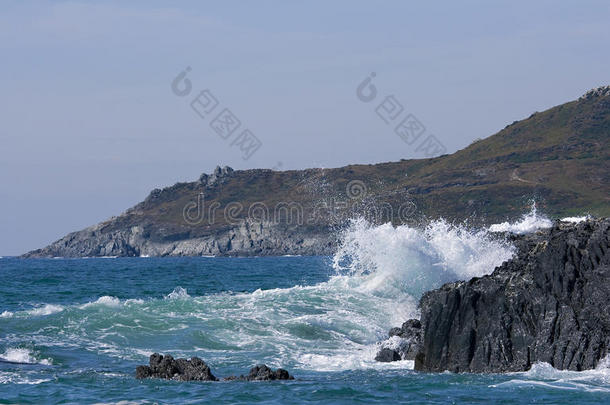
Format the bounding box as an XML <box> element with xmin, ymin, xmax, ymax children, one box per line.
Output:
<box><xmin>1</xmin><ymin>256</ymin><xmax>609</xmax><ymax>404</ymax></box>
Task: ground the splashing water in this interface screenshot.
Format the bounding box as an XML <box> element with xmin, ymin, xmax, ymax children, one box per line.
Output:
<box><xmin>561</xmin><ymin>215</ymin><xmax>592</xmax><ymax>223</ymax></box>
<box><xmin>333</xmin><ymin>217</ymin><xmax>515</xmax><ymax>298</ymax></box>
<box><xmin>1</xmin><ymin>210</ymin><xmax>607</xmax><ymax>402</ymax></box>
<box><xmin>489</xmin><ymin>203</ymin><xmax>553</xmax><ymax>234</ymax></box>
<box><xmin>0</xmin><ymin>348</ymin><xmax>52</xmax><ymax>365</ymax></box>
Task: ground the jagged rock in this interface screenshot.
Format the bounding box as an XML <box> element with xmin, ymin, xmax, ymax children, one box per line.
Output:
<box><xmin>389</xmin><ymin>319</ymin><xmax>421</xmax><ymax>339</ymax></box>
<box><xmin>375</xmin><ymin>319</ymin><xmax>422</xmax><ymax>362</ymax></box>
<box><xmin>580</xmin><ymin>85</ymin><xmax>610</xmax><ymax>100</ymax></box>
<box><xmin>225</xmin><ymin>364</ymin><xmax>294</xmax><ymax>381</ymax></box>
<box><xmin>135</xmin><ymin>353</ymin><xmax>217</xmax><ymax>381</ymax></box>
<box><xmin>201</xmin><ymin>165</ymin><xmax>234</xmax><ymax>187</ymax></box>
<box><xmin>414</xmin><ymin>218</ymin><xmax>610</xmax><ymax>373</ymax></box>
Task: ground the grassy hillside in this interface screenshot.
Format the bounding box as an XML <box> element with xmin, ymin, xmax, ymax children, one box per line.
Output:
<box><xmin>41</xmin><ymin>87</ymin><xmax>610</xmax><ymax>248</ymax></box>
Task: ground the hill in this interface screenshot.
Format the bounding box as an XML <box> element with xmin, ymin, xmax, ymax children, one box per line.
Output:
<box><xmin>24</xmin><ymin>87</ymin><xmax>610</xmax><ymax>257</ymax></box>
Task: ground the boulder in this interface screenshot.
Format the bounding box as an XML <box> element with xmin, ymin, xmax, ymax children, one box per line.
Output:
<box><xmin>225</xmin><ymin>364</ymin><xmax>294</xmax><ymax>381</ymax></box>
<box><xmin>136</xmin><ymin>355</ymin><xmax>294</xmax><ymax>382</ymax></box>
<box><xmin>374</xmin><ymin>348</ymin><xmax>401</xmax><ymax>362</ymax></box>
<box><xmin>375</xmin><ymin>318</ymin><xmax>422</xmax><ymax>362</ymax></box>
<box><xmin>135</xmin><ymin>353</ymin><xmax>217</xmax><ymax>381</ymax></box>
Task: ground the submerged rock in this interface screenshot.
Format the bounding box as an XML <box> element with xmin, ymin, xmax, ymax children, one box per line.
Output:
<box><xmin>414</xmin><ymin>218</ymin><xmax>610</xmax><ymax>373</ymax></box>
<box><xmin>135</xmin><ymin>354</ymin><xmax>217</xmax><ymax>381</ymax></box>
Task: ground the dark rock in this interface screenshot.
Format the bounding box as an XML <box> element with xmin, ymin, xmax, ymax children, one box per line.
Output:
<box><xmin>375</xmin><ymin>318</ymin><xmax>423</xmax><ymax>362</ymax></box>
<box><xmin>375</xmin><ymin>348</ymin><xmax>401</xmax><ymax>362</ymax></box>
<box><xmin>137</xmin><ymin>355</ymin><xmax>294</xmax><ymax>382</ymax></box>
<box><xmin>414</xmin><ymin>218</ymin><xmax>610</xmax><ymax>373</ymax></box>
<box><xmin>225</xmin><ymin>364</ymin><xmax>294</xmax><ymax>381</ymax></box>
<box><xmin>389</xmin><ymin>319</ymin><xmax>422</xmax><ymax>339</ymax></box>
<box><xmin>136</xmin><ymin>353</ymin><xmax>217</xmax><ymax>381</ymax></box>
<box><xmin>135</xmin><ymin>365</ymin><xmax>152</xmax><ymax>379</ymax></box>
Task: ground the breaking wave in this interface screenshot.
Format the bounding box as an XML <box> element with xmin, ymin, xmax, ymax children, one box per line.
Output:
<box><xmin>0</xmin><ymin>348</ymin><xmax>52</xmax><ymax>365</ymax></box>
<box><xmin>491</xmin><ymin>357</ymin><xmax>610</xmax><ymax>393</ymax></box>
<box><xmin>333</xmin><ymin>217</ymin><xmax>515</xmax><ymax>297</ymax></box>
<box><xmin>3</xmin><ymin>216</ymin><xmax>517</xmax><ymax>374</ymax></box>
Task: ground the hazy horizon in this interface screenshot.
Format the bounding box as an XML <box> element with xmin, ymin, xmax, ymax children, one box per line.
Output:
<box><xmin>1</xmin><ymin>0</ymin><xmax>610</xmax><ymax>255</ymax></box>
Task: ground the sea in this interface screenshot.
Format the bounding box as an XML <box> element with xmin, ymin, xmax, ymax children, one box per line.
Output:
<box><xmin>1</xmin><ymin>210</ymin><xmax>608</xmax><ymax>404</ymax></box>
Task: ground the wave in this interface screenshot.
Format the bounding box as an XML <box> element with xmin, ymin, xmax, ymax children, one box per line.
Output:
<box><xmin>12</xmin><ymin>210</ymin><xmax>601</xmax><ymax>379</ymax></box>
<box><xmin>489</xmin><ymin>204</ymin><xmax>553</xmax><ymax>234</ymax></box>
<box><xmin>27</xmin><ymin>304</ymin><xmax>64</xmax><ymax>316</ymax></box>
<box><xmin>491</xmin><ymin>358</ymin><xmax>610</xmax><ymax>392</ymax></box>
<box><xmin>0</xmin><ymin>348</ymin><xmax>52</xmax><ymax>365</ymax></box>
<box><xmin>0</xmin><ymin>371</ymin><xmax>52</xmax><ymax>385</ymax></box>
<box><xmin>4</xmin><ymin>216</ymin><xmax>519</xmax><ymax>373</ymax></box>
<box><xmin>166</xmin><ymin>287</ymin><xmax>190</xmax><ymax>300</ymax></box>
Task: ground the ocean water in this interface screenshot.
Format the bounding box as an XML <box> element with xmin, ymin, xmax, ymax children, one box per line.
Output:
<box><xmin>1</xmin><ymin>214</ymin><xmax>608</xmax><ymax>404</ymax></box>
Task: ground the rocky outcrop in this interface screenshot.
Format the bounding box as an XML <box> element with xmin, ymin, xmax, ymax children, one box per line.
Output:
<box><xmin>199</xmin><ymin>165</ymin><xmax>234</xmax><ymax>188</ymax></box>
<box><xmin>224</xmin><ymin>365</ymin><xmax>294</xmax><ymax>381</ymax></box>
<box><xmin>375</xmin><ymin>319</ymin><xmax>422</xmax><ymax>362</ymax></box>
<box><xmin>135</xmin><ymin>354</ymin><xmax>293</xmax><ymax>382</ymax></box>
<box><xmin>579</xmin><ymin>85</ymin><xmax>610</xmax><ymax>100</ymax></box>
<box><xmin>136</xmin><ymin>353</ymin><xmax>217</xmax><ymax>381</ymax></box>
<box><xmin>413</xmin><ymin>218</ymin><xmax>610</xmax><ymax>373</ymax></box>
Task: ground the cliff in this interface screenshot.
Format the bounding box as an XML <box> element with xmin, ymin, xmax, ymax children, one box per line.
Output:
<box><xmin>413</xmin><ymin>218</ymin><xmax>610</xmax><ymax>372</ymax></box>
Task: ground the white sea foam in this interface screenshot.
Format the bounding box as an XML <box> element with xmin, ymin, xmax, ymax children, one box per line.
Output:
<box><xmin>491</xmin><ymin>357</ymin><xmax>610</xmax><ymax>392</ymax></box>
<box><xmin>561</xmin><ymin>215</ymin><xmax>591</xmax><ymax>223</ymax></box>
<box><xmin>299</xmin><ymin>349</ymin><xmax>414</xmax><ymax>372</ymax></box>
<box><xmin>489</xmin><ymin>204</ymin><xmax>553</xmax><ymax>234</ymax></box>
<box><xmin>166</xmin><ymin>287</ymin><xmax>190</xmax><ymax>300</ymax></box>
<box><xmin>0</xmin><ymin>371</ymin><xmax>52</xmax><ymax>385</ymax></box>
<box><xmin>0</xmin><ymin>348</ymin><xmax>52</xmax><ymax>365</ymax></box>
<box><xmin>27</xmin><ymin>304</ymin><xmax>64</xmax><ymax>316</ymax></box>
<box><xmin>0</xmin><ymin>311</ymin><xmax>13</xmax><ymax>318</ymax></box>
<box><xmin>80</xmin><ymin>296</ymin><xmax>122</xmax><ymax>309</ymax></box>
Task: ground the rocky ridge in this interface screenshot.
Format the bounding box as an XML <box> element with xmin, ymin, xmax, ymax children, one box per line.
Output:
<box><xmin>377</xmin><ymin>218</ymin><xmax>610</xmax><ymax>373</ymax></box>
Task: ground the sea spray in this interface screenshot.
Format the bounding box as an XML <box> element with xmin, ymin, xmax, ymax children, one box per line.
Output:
<box><xmin>489</xmin><ymin>203</ymin><xmax>553</xmax><ymax>234</ymax></box>
<box><xmin>332</xmin><ymin>217</ymin><xmax>515</xmax><ymax>298</ymax></box>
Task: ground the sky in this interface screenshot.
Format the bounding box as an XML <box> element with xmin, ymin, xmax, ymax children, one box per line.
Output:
<box><xmin>1</xmin><ymin>0</ymin><xmax>609</xmax><ymax>255</ymax></box>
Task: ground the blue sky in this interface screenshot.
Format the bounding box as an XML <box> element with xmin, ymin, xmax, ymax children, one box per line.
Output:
<box><xmin>1</xmin><ymin>0</ymin><xmax>609</xmax><ymax>255</ymax></box>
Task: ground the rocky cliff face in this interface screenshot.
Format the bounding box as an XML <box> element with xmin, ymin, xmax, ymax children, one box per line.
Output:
<box><xmin>414</xmin><ymin>218</ymin><xmax>610</xmax><ymax>373</ymax></box>
<box><xmin>24</xmin><ymin>219</ymin><xmax>335</xmax><ymax>258</ymax></box>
